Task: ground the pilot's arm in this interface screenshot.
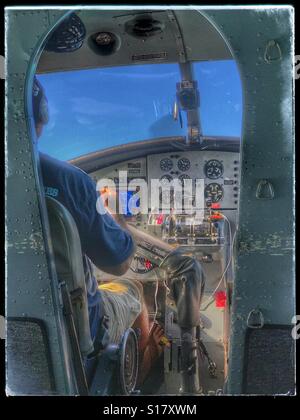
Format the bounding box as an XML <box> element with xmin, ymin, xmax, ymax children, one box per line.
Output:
<box><xmin>68</xmin><ymin>172</ymin><xmax>136</xmax><ymax>276</ymax></box>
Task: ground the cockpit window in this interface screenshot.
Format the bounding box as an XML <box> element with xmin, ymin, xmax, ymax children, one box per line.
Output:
<box><xmin>194</xmin><ymin>60</ymin><xmax>242</xmax><ymax>137</ymax></box>
<box><xmin>38</xmin><ymin>60</ymin><xmax>242</xmax><ymax>161</ymax></box>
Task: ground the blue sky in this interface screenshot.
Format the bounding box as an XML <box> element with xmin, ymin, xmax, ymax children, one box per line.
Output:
<box><xmin>38</xmin><ymin>60</ymin><xmax>242</xmax><ymax>161</ymax></box>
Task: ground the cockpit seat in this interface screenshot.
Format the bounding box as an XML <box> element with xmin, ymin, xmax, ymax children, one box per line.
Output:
<box><xmin>45</xmin><ymin>197</ymin><xmax>139</xmax><ymax>395</ymax></box>
<box><xmin>45</xmin><ymin>196</ymin><xmax>94</xmax><ymax>357</ymax></box>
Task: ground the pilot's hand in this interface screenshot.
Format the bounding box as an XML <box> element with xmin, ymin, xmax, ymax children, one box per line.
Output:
<box><xmin>100</xmin><ymin>186</ymin><xmax>119</xmax><ymax>214</ymax></box>
<box><xmin>100</xmin><ymin>187</ymin><xmax>131</xmax><ymax>232</ymax></box>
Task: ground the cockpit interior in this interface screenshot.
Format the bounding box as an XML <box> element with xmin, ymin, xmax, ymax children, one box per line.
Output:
<box><xmin>5</xmin><ymin>7</ymin><xmax>295</xmax><ymax>397</ymax></box>
<box><xmin>35</xmin><ymin>9</ymin><xmax>242</xmax><ymax>395</ymax></box>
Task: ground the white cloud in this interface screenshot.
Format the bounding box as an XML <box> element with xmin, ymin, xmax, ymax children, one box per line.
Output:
<box><xmin>76</xmin><ymin>116</ymin><xmax>93</xmax><ymax>126</ymax></box>
<box><xmin>71</xmin><ymin>97</ymin><xmax>143</xmax><ymax>118</ymax></box>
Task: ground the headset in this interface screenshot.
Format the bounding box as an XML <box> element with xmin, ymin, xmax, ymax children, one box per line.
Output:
<box><xmin>32</xmin><ymin>76</ymin><xmax>49</xmax><ymax>126</ymax></box>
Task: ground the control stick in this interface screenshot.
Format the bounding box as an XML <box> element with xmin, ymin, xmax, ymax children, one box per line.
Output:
<box><xmin>160</xmin><ymin>251</ymin><xmax>205</xmax><ymax>394</ymax></box>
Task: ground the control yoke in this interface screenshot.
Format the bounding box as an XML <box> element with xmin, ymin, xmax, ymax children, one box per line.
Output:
<box><xmin>160</xmin><ymin>251</ymin><xmax>205</xmax><ymax>328</ymax></box>
<box><xmin>128</xmin><ymin>224</ymin><xmax>206</xmax><ymax>394</ymax></box>
<box><xmin>160</xmin><ymin>251</ymin><xmax>205</xmax><ymax>394</ymax></box>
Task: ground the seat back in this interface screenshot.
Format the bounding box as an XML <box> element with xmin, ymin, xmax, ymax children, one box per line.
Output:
<box><xmin>46</xmin><ymin>196</ymin><xmax>94</xmax><ymax>357</ymax></box>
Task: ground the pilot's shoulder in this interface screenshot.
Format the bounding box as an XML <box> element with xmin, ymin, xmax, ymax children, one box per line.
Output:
<box><xmin>39</xmin><ymin>152</ymin><xmax>91</xmax><ymax>182</ymax></box>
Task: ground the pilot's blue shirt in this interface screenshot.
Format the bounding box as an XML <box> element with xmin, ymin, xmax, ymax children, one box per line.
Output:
<box><xmin>39</xmin><ymin>152</ymin><xmax>134</xmax><ymax>340</ymax></box>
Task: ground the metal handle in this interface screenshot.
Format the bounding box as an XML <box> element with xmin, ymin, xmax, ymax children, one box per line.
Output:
<box><xmin>247</xmin><ymin>309</ymin><xmax>264</xmax><ymax>329</ymax></box>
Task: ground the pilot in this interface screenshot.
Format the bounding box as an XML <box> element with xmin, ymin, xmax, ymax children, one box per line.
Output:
<box><xmin>32</xmin><ymin>76</ymin><xmax>165</xmax><ymax>385</ymax></box>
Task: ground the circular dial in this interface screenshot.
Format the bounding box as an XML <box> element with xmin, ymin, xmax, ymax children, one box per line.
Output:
<box><xmin>130</xmin><ymin>256</ymin><xmax>155</xmax><ymax>274</ymax></box>
<box><xmin>178</xmin><ymin>174</ymin><xmax>191</xmax><ymax>184</ymax></box>
<box><xmin>205</xmin><ymin>183</ymin><xmax>224</xmax><ymax>203</ymax></box>
<box><xmin>160</xmin><ymin>174</ymin><xmax>173</xmax><ymax>185</ymax></box>
<box><xmin>177</xmin><ymin>157</ymin><xmax>191</xmax><ymax>172</ymax></box>
<box><xmin>204</xmin><ymin>159</ymin><xmax>224</xmax><ymax>179</ymax></box>
<box><xmin>160</xmin><ymin>158</ymin><xmax>173</xmax><ymax>172</ymax></box>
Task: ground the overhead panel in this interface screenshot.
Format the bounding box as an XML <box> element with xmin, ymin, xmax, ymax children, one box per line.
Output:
<box><xmin>174</xmin><ymin>9</ymin><xmax>232</xmax><ymax>62</ymax></box>
<box><xmin>37</xmin><ymin>9</ymin><xmax>232</xmax><ymax>74</ymax></box>
<box><xmin>37</xmin><ymin>9</ymin><xmax>178</xmax><ymax>73</ymax></box>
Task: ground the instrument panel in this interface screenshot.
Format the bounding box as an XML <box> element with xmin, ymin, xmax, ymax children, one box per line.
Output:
<box><xmin>90</xmin><ymin>151</ymin><xmax>239</xmax><ymax>246</ymax></box>
<box><xmin>90</xmin><ymin>150</ymin><xmax>239</xmax><ymax>278</ymax></box>
<box><xmin>147</xmin><ymin>151</ymin><xmax>239</xmax><ymax>209</ymax></box>
<box><xmin>90</xmin><ymin>151</ymin><xmax>239</xmax><ymax>211</ymax></box>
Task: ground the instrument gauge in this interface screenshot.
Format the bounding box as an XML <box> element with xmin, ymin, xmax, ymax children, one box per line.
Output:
<box><xmin>160</xmin><ymin>174</ymin><xmax>173</xmax><ymax>185</ymax></box>
<box><xmin>160</xmin><ymin>158</ymin><xmax>173</xmax><ymax>172</ymax></box>
<box><xmin>204</xmin><ymin>183</ymin><xmax>224</xmax><ymax>203</ymax></box>
<box><xmin>178</xmin><ymin>174</ymin><xmax>191</xmax><ymax>184</ymax></box>
<box><xmin>177</xmin><ymin>157</ymin><xmax>191</xmax><ymax>172</ymax></box>
<box><xmin>204</xmin><ymin>159</ymin><xmax>224</xmax><ymax>179</ymax></box>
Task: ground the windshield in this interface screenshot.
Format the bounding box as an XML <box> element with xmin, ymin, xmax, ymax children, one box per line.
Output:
<box><xmin>38</xmin><ymin>60</ymin><xmax>242</xmax><ymax>161</ymax></box>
